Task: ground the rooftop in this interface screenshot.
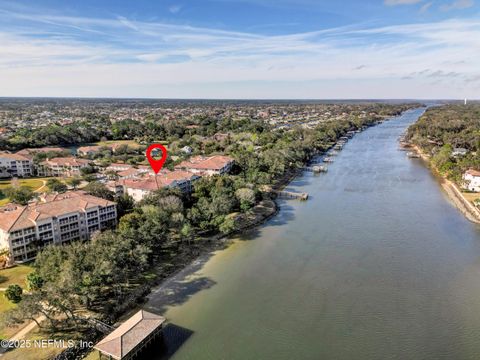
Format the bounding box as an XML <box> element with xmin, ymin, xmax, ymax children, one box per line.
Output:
<box><xmin>0</xmin><ymin>191</ymin><xmax>115</xmax><ymax>232</ymax></box>
<box><xmin>41</xmin><ymin>157</ymin><xmax>90</xmax><ymax>167</ymax></box>
<box><xmin>94</xmin><ymin>310</ymin><xmax>166</xmax><ymax>360</ymax></box>
<box><xmin>175</xmin><ymin>155</ymin><xmax>234</xmax><ymax>171</ymax></box>
<box><xmin>0</xmin><ymin>152</ymin><xmax>31</xmax><ymax>161</ymax></box>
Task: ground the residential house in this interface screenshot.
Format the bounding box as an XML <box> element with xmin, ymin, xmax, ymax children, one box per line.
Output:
<box><xmin>464</xmin><ymin>169</ymin><xmax>480</xmax><ymax>192</ymax></box>
<box><xmin>452</xmin><ymin>148</ymin><xmax>468</xmax><ymax>157</ymax></box>
<box><xmin>77</xmin><ymin>145</ymin><xmax>109</xmax><ymax>157</ymax></box>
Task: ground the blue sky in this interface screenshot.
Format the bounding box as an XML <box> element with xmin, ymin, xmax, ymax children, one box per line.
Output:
<box><xmin>0</xmin><ymin>0</ymin><xmax>479</xmax><ymax>98</ymax></box>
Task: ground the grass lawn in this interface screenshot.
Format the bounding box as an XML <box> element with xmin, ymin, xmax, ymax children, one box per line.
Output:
<box><xmin>1</xmin><ymin>326</ymin><xmax>92</xmax><ymax>360</ymax></box>
<box><xmin>2</xmin><ymin>331</ymin><xmax>64</xmax><ymax>360</ymax></box>
<box><xmin>84</xmin><ymin>349</ymin><xmax>100</xmax><ymax>360</ymax></box>
<box><xmin>0</xmin><ymin>291</ymin><xmax>16</xmax><ymax>313</ymax></box>
<box><xmin>0</xmin><ymin>178</ymin><xmax>44</xmax><ymax>191</ymax></box>
<box><xmin>93</xmin><ymin>139</ymin><xmax>140</xmax><ymax>147</ymax></box>
<box><xmin>0</xmin><ymin>265</ymin><xmax>33</xmax><ymax>288</ymax></box>
<box><xmin>462</xmin><ymin>192</ymin><xmax>480</xmax><ymax>204</ymax></box>
<box><xmin>0</xmin><ymin>177</ymin><xmax>73</xmax><ymax>204</ymax></box>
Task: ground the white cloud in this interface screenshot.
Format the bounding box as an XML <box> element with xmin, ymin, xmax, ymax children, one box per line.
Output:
<box><xmin>169</xmin><ymin>5</ymin><xmax>183</xmax><ymax>14</ymax></box>
<box><xmin>419</xmin><ymin>1</ymin><xmax>434</xmax><ymax>12</ymax></box>
<box><xmin>440</xmin><ymin>0</ymin><xmax>475</xmax><ymax>11</ymax></box>
<box><xmin>0</xmin><ymin>7</ymin><xmax>479</xmax><ymax>98</ymax></box>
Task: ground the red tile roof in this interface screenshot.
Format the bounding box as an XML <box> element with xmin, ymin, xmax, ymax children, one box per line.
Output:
<box><xmin>0</xmin><ymin>152</ymin><xmax>31</xmax><ymax>161</ymax></box>
<box><xmin>0</xmin><ymin>191</ymin><xmax>115</xmax><ymax>232</ymax></box>
<box><xmin>466</xmin><ymin>169</ymin><xmax>480</xmax><ymax>177</ymax></box>
<box><xmin>41</xmin><ymin>157</ymin><xmax>90</xmax><ymax>167</ymax></box>
<box><xmin>175</xmin><ymin>155</ymin><xmax>233</xmax><ymax>171</ymax></box>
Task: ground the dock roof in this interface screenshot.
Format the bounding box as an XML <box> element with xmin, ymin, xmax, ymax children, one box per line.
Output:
<box><xmin>94</xmin><ymin>310</ymin><xmax>166</xmax><ymax>360</ymax></box>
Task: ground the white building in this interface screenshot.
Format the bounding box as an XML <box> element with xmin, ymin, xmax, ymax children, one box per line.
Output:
<box><xmin>464</xmin><ymin>169</ymin><xmax>480</xmax><ymax>192</ymax></box>
<box><xmin>0</xmin><ymin>152</ymin><xmax>33</xmax><ymax>178</ymax></box>
<box><xmin>0</xmin><ymin>191</ymin><xmax>117</xmax><ymax>263</ymax></box>
<box><xmin>37</xmin><ymin>157</ymin><xmax>91</xmax><ymax>177</ymax></box>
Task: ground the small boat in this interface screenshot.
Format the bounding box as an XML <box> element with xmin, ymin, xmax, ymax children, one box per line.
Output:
<box><xmin>407</xmin><ymin>152</ymin><xmax>420</xmax><ymax>159</ymax></box>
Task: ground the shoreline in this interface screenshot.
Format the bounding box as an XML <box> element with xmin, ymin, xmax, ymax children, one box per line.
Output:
<box><xmin>142</xmin><ymin>113</ymin><xmax>414</xmax><ymax>310</ymax></box>
<box><xmin>142</xmin><ymin>116</ymin><xmax>402</xmax><ymax>314</ymax></box>
<box><xmin>411</xmin><ymin>144</ymin><xmax>480</xmax><ymax>225</ymax></box>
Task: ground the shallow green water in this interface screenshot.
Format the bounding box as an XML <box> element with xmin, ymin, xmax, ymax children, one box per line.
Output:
<box><xmin>149</xmin><ymin>108</ymin><xmax>480</xmax><ymax>360</ymax></box>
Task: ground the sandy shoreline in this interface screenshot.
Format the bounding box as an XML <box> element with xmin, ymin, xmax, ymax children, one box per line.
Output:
<box><xmin>411</xmin><ymin>144</ymin><xmax>480</xmax><ymax>225</ymax></box>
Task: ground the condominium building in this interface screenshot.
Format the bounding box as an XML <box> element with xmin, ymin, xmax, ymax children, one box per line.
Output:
<box><xmin>0</xmin><ymin>152</ymin><xmax>34</xmax><ymax>178</ymax></box>
<box><xmin>37</xmin><ymin>157</ymin><xmax>91</xmax><ymax>177</ymax></box>
<box><xmin>0</xmin><ymin>191</ymin><xmax>117</xmax><ymax>263</ymax></box>
<box><xmin>174</xmin><ymin>155</ymin><xmax>234</xmax><ymax>176</ymax></box>
<box><xmin>121</xmin><ymin>170</ymin><xmax>199</xmax><ymax>202</ymax></box>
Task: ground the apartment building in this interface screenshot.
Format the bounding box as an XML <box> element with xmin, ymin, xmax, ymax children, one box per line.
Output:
<box><xmin>0</xmin><ymin>152</ymin><xmax>34</xmax><ymax>178</ymax></box>
<box><xmin>0</xmin><ymin>191</ymin><xmax>117</xmax><ymax>263</ymax></box>
<box><xmin>121</xmin><ymin>170</ymin><xmax>199</xmax><ymax>202</ymax></box>
<box><xmin>37</xmin><ymin>157</ymin><xmax>91</xmax><ymax>177</ymax></box>
<box><xmin>174</xmin><ymin>155</ymin><xmax>234</xmax><ymax>176</ymax></box>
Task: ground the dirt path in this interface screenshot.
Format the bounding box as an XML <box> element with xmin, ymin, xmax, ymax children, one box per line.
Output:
<box><xmin>34</xmin><ymin>180</ymin><xmax>47</xmax><ymax>193</ymax></box>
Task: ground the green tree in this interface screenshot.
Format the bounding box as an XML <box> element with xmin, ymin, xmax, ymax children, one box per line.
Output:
<box><xmin>67</xmin><ymin>177</ymin><xmax>82</xmax><ymax>190</ymax></box>
<box><xmin>116</xmin><ymin>194</ymin><xmax>135</xmax><ymax>218</ymax></box>
<box><xmin>219</xmin><ymin>216</ymin><xmax>235</xmax><ymax>234</ymax></box>
<box><xmin>84</xmin><ymin>182</ymin><xmax>114</xmax><ymax>200</ymax></box>
<box><xmin>235</xmin><ymin>188</ymin><xmax>256</xmax><ymax>212</ymax></box>
<box><xmin>46</xmin><ymin>178</ymin><xmax>67</xmax><ymax>193</ymax></box>
<box><xmin>3</xmin><ymin>186</ymin><xmax>34</xmax><ymax>205</ymax></box>
<box><xmin>26</xmin><ymin>272</ymin><xmax>44</xmax><ymax>291</ymax></box>
<box><xmin>5</xmin><ymin>284</ymin><xmax>23</xmax><ymax>303</ymax></box>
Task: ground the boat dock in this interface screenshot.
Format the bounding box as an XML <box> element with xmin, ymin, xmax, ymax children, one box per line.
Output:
<box><xmin>303</xmin><ymin>165</ymin><xmax>328</xmax><ymax>173</ymax></box>
<box><xmin>276</xmin><ymin>191</ymin><xmax>309</xmax><ymax>200</ymax></box>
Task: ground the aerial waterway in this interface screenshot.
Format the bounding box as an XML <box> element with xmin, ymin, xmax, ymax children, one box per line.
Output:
<box><xmin>149</xmin><ymin>107</ymin><xmax>480</xmax><ymax>360</ymax></box>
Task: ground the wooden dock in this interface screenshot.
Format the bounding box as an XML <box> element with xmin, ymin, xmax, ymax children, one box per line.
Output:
<box><xmin>276</xmin><ymin>191</ymin><xmax>309</xmax><ymax>200</ymax></box>
<box><xmin>303</xmin><ymin>165</ymin><xmax>327</xmax><ymax>173</ymax></box>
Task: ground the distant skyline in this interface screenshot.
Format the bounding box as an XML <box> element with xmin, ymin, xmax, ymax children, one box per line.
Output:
<box><xmin>0</xmin><ymin>0</ymin><xmax>479</xmax><ymax>99</ymax></box>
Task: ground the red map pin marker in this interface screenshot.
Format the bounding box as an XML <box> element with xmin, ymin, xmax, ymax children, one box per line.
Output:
<box><xmin>146</xmin><ymin>144</ymin><xmax>168</xmax><ymax>174</ymax></box>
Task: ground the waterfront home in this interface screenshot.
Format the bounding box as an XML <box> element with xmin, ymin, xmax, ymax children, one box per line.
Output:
<box><xmin>37</xmin><ymin>157</ymin><xmax>91</xmax><ymax>177</ymax></box>
<box><xmin>452</xmin><ymin>148</ymin><xmax>468</xmax><ymax>157</ymax></box>
<box><xmin>0</xmin><ymin>191</ymin><xmax>117</xmax><ymax>263</ymax></box>
<box><xmin>464</xmin><ymin>169</ymin><xmax>480</xmax><ymax>192</ymax></box>
<box><xmin>175</xmin><ymin>155</ymin><xmax>234</xmax><ymax>176</ymax></box>
<box><xmin>0</xmin><ymin>152</ymin><xmax>34</xmax><ymax>178</ymax></box>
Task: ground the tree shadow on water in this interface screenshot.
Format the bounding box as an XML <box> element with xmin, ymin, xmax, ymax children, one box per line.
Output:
<box><xmin>145</xmin><ymin>273</ymin><xmax>216</xmax><ymax>314</ymax></box>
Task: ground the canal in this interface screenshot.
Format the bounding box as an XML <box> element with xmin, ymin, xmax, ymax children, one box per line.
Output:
<box><xmin>150</xmin><ymin>107</ymin><xmax>480</xmax><ymax>360</ymax></box>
